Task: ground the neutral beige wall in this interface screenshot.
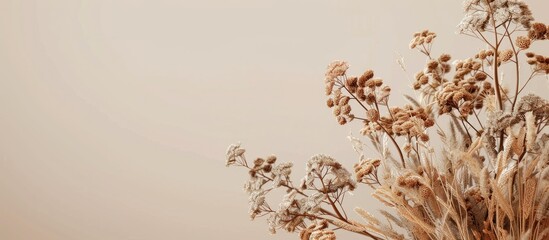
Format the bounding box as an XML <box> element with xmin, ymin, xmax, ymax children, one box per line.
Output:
<box><xmin>1</xmin><ymin>1</ymin><xmax>548</xmax><ymax>239</ymax></box>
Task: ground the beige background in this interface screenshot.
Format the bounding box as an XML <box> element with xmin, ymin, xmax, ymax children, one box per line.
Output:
<box><xmin>1</xmin><ymin>0</ymin><xmax>548</xmax><ymax>239</ymax></box>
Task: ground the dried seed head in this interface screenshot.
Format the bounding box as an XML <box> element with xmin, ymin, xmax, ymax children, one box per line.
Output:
<box><xmin>326</xmin><ymin>98</ymin><xmax>334</xmax><ymax>108</ymax></box>
<box><xmin>475</xmin><ymin>72</ymin><xmax>487</xmax><ymax>81</ymax></box>
<box><xmin>420</xmin><ymin>133</ymin><xmax>430</xmax><ymax>142</ymax></box>
<box><xmin>337</xmin><ymin>116</ymin><xmax>347</xmax><ymax>125</ymax></box>
<box><xmin>360</xmin><ymin>70</ymin><xmax>374</xmax><ymax>82</ymax></box>
<box><xmin>413</xmin><ymin>81</ymin><xmax>422</xmax><ymax>90</ymax></box>
<box><xmin>366</xmin><ymin>93</ymin><xmax>376</xmax><ymax>104</ymax></box>
<box><xmin>427</xmin><ymin>60</ymin><xmax>438</xmax><ymax>70</ymax></box>
<box><xmin>325</xmin><ymin>82</ymin><xmax>334</xmax><ymax>96</ymax></box>
<box><xmin>333</xmin><ymin>106</ymin><xmax>341</xmax><ymax>116</ymax></box>
<box><xmin>345</xmin><ymin>76</ymin><xmax>358</xmax><ymax>91</ymax></box>
<box><xmin>439</xmin><ymin>54</ymin><xmax>451</xmax><ymax>62</ymax></box>
<box><xmin>266</xmin><ymin>155</ymin><xmax>277</xmax><ymax>164</ymax></box>
<box><xmin>424</xmin><ymin>118</ymin><xmax>435</xmax><ymax>127</ymax></box>
<box><xmin>325</xmin><ymin>61</ymin><xmax>349</xmax><ymax>78</ymax></box>
<box><xmin>478</xmin><ymin>50</ymin><xmax>487</xmax><ymax>59</ymax></box>
<box><xmin>529</xmin><ymin>22</ymin><xmax>547</xmax><ymax>40</ymax></box>
<box><xmin>404</xmin><ymin>176</ymin><xmax>420</xmax><ymax>188</ymax></box>
<box><xmin>500</xmin><ymin>49</ymin><xmax>514</xmax><ymax>62</ymax></box>
<box><xmin>367</xmin><ymin>109</ymin><xmax>380</xmax><ymax>122</ymax></box>
<box><xmin>516</xmin><ymin>36</ymin><xmax>531</xmax><ymax>49</ymax></box>
<box><xmin>532</xmin><ymin>22</ymin><xmax>547</xmax><ymax>32</ymax></box>
<box><xmin>339</xmin><ymin>96</ymin><xmax>350</xmax><ymax>106</ymax></box>
<box><xmin>254</xmin><ymin>158</ymin><xmax>265</xmax><ymax>166</ymax></box>
<box><xmin>341</xmin><ymin>105</ymin><xmax>352</xmax><ymax>115</ymax></box>
<box><xmin>420</xmin><ymin>75</ymin><xmax>429</xmax><ymax>84</ymax></box>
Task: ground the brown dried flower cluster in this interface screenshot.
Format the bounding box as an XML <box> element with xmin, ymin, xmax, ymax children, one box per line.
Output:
<box><xmin>325</xmin><ymin>66</ymin><xmax>391</xmax><ymax>126</ymax></box>
<box><xmin>409</xmin><ymin>30</ymin><xmax>436</xmax><ymax>50</ymax></box>
<box><xmin>412</xmin><ymin>54</ymin><xmax>451</xmax><ymax>94</ymax></box>
<box><xmin>361</xmin><ymin>105</ymin><xmax>434</xmax><ymax>141</ymax></box>
<box><xmin>227</xmin><ymin>1</ymin><xmax>549</xmax><ymax>239</ymax></box>
<box><xmin>528</xmin><ymin>22</ymin><xmax>548</xmax><ymax>40</ymax></box>
<box><xmin>525</xmin><ymin>52</ymin><xmax>549</xmax><ymax>74</ymax></box>
<box><xmin>353</xmin><ymin>158</ymin><xmax>381</xmax><ymax>185</ymax></box>
<box><xmin>435</xmin><ymin>56</ymin><xmax>496</xmax><ymax>118</ymax></box>
<box><xmin>515</xmin><ymin>35</ymin><xmax>531</xmax><ymax>49</ymax></box>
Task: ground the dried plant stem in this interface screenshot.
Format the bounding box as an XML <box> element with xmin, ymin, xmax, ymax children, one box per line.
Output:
<box><xmin>485</xmin><ymin>0</ymin><xmax>503</xmax><ymax>111</ymax></box>
<box><xmin>487</xmin><ymin>5</ymin><xmax>507</xmax><ymax>154</ymax></box>
<box><xmin>503</xmin><ymin>23</ymin><xmax>521</xmax><ymax>112</ymax></box>
<box><xmin>517</xmin><ymin>71</ymin><xmax>538</xmax><ymax>95</ymax></box>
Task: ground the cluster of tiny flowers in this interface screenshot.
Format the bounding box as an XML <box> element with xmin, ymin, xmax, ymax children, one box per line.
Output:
<box><xmin>361</xmin><ymin>105</ymin><xmax>434</xmax><ymax>141</ymax></box>
<box><xmin>325</xmin><ymin>62</ymin><xmax>391</xmax><ymax>125</ymax></box>
<box><xmin>302</xmin><ymin>154</ymin><xmax>356</xmax><ymax>193</ymax></box>
<box><xmin>299</xmin><ymin>220</ymin><xmax>336</xmax><ymax>240</ymax></box>
<box><xmin>473</xmin><ymin>48</ymin><xmax>514</xmax><ymax>67</ymax></box>
<box><xmin>267</xmin><ymin>190</ymin><xmax>327</xmax><ymax>234</ymax></box>
<box><xmin>436</xmin><ymin>57</ymin><xmax>495</xmax><ymax>117</ymax></box>
<box><xmin>514</xmin><ymin>22</ymin><xmax>549</xmax><ymax>51</ymax></box>
<box><xmin>248</xmin><ymin>155</ymin><xmax>278</xmax><ymax>178</ymax></box>
<box><xmin>325</xmin><ymin>61</ymin><xmax>349</xmax><ymax>82</ymax></box>
<box><xmin>225</xmin><ymin>143</ymin><xmax>246</xmax><ymax>166</ymax></box>
<box><xmin>413</xmin><ymin>53</ymin><xmax>452</xmax><ymax>92</ymax></box>
<box><xmin>528</xmin><ymin>22</ymin><xmax>549</xmax><ymax>40</ymax></box>
<box><xmin>409</xmin><ymin>30</ymin><xmax>436</xmax><ymax>49</ymax></box>
<box><xmin>492</xmin><ymin>0</ymin><xmax>532</xmax><ymax>27</ymax></box>
<box><xmin>459</xmin><ymin>0</ymin><xmax>533</xmax><ymax>33</ymax></box>
<box><xmin>327</xmin><ymin>88</ymin><xmax>353</xmax><ymax>125</ymax></box>
<box><xmin>244</xmin><ymin>155</ymin><xmax>282</xmax><ymax>219</ymax></box>
<box><xmin>325</xmin><ymin>61</ymin><xmax>352</xmax><ymax>125</ymax></box>
<box><xmin>354</xmin><ymin>158</ymin><xmax>381</xmax><ymax>184</ymax></box>
<box><xmin>525</xmin><ymin>52</ymin><xmax>549</xmax><ymax>74</ymax></box>
<box><xmin>352</xmin><ymin>70</ymin><xmax>391</xmax><ymax>106</ymax></box>
<box><xmin>515</xmin><ymin>36</ymin><xmax>531</xmax><ymax>49</ymax></box>
<box><xmin>457</xmin><ymin>8</ymin><xmax>489</xmax><ymax>33</ymax></box>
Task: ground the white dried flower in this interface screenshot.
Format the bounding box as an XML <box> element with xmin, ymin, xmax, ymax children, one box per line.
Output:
<box><xmin>458</xmin><ymin>11</ymin><xmax>489</xmax><ymax>33</ymax></box>
<box><xmin>303</xmin><ymin>192</ymin><xmax>326</xmax><ymax>214</ymax></box>
<box><xmin>458</xmin><ymin>0</ymin><xmax>533</xmax><ymax>33</ymax></box>
<box><xmin>226</xmin><ymin>143</ymin><xmax>245</xmax><ymax>166</ymax></box>
<box><xmin>494</xmin><ymin>7</ymin><xmax>511</xmax><ymax>26</ymax></box>
<box><xmin>303</xmin><ymin>154</ymin><xmax>356</xmax><ymax>192</ymax></box>
<box><xmin>249</xmin><ymin>189</ymin><xmax>267</xmax><ymax>219</ymax></box>
<box><xmin>272</xmin><ymin>162</ymin><xmax>293</xmax><ymax>187</ymax></box>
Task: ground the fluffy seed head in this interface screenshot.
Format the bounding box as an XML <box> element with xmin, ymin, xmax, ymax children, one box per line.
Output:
<box><xmin>516</xmin><ymin>36</ymin><xmax>531</xmax><ymax>49</ymax></box>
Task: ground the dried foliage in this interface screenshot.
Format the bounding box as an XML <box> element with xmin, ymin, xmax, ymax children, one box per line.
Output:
<box><xmin>226</xmin><ymin>1</ymin><xmax>549</xmax><ymax>239</ymax></box>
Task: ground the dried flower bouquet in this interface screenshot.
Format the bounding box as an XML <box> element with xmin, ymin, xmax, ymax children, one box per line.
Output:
<box><xmin>226</xmin><ymin>0</ymin><xmax>549</xmax><ymax>239</ymax></box>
